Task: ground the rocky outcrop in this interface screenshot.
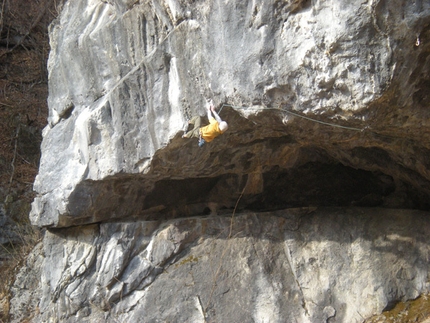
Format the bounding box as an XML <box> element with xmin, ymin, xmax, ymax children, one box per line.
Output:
<box><xmin>11</xmin><ymin>0</ymin><xmax>430</xmax><ymax>322</ymax></box>
<box><xmin>30</xmin><ymin>0</ymin><xmax>430</xmax><ymax>227</ymax></box>
<box><xmin>11</xmin><ymin>208</ymin><xmax>430</xmax><ymax>322</ymax></box>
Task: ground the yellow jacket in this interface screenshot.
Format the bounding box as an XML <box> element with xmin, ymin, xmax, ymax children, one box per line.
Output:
<box><xmin>200</xmin><ymin>117</ymin><xmax>223</xmax><ymax>142</ymax></box>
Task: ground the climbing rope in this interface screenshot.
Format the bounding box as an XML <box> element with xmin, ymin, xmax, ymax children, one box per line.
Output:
<box><xmin>218</xmin><ymin>103</ymin><xmax>365</xmax><ymax>132</ymax></box>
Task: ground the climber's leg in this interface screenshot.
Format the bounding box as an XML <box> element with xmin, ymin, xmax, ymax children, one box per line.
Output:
<box><xmin>188</xmin><ymin>115</ymin><xmax>200</xmax><ymax>125</ymax></box>
<box><xmin>183</xmin><ymin>116</ymin><xmax>202</xmax><ymax>138</ymax></box>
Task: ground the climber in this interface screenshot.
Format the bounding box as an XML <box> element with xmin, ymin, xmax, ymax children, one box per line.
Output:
<box><xmin>182</xmin><ymin>100</ymin><xmax>228</xmax><ymax>147</ymax></box>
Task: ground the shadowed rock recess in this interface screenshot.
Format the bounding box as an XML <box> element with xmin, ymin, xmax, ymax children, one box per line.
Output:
<box><xmin>9</xmin><ymin>0</ymin><xmax>430</xmax><ymax>322</ymax></box>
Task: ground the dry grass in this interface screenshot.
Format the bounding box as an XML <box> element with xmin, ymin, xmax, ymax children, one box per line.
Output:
<box><xmin>364</xmin><ymin>295</ymin><xmax>430</xmax><ymax>323</ymax></box>
<box><xmin>0</xmin><ymin>223</ymin><xmax>42</xmax><ymax>322</ymax></box>
<box><xmin>0</xmin><ymin>0</ymin><xmax>57</xmax><ymax>201</ymax></box>
<box><xmin>0</xmin><ymin>0</ymin><xmax>59</xmax><ymax>321</ymax></box>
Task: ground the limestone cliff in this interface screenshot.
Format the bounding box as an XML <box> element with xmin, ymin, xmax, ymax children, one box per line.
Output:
<box><xmin>9</xmin><ymin>0</ymin><xmax>430</xmax><ymax>322</ymax></box>
<box><xmin>11</xmin><ymin>208</ymin><xmax>430</xmax><ymax>322</ymax></box>
<box><xmin>29</xmin><ymin>0</ymin><xmax>430</xmax><ymax>227</ymax></box>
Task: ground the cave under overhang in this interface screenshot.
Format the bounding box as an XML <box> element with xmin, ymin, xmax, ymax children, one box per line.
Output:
<box><xmin>55</xmin><ymin>106</ymin><xmax>430</xmax><ymax>228</ymax></box>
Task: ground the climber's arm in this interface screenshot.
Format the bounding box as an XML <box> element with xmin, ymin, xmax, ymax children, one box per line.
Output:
<box><xmin>210</xmin><ymin>105</ymin><xmax>223</xmax><ymax>123</ymax></box>
<box><xmin>206</xmin><ymin>105</ymin><xmax>212</xmax><ymax>121</ymax></box>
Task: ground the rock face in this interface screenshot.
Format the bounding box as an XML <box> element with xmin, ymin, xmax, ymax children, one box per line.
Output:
<box><xmin>12</xmin><ymin>0</ymin><xmax>430</xmax><ymax>322</ymax></box>
<box><xmin>11</xmin><ymin>208</ymin><xmax>430</xmax><ymax>323</ymax></box>
<box><xmin>30</xmin><ymin>0</ymin><xmax>430</xmax><ymax>227</ymax></box>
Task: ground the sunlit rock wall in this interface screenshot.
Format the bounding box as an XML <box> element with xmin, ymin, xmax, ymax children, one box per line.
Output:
<box><xmin>15</xmin><ymin>0</ymin><xmax>430</xmax><ymax>322</ymax></box>
<box><xmin>30</xmin><ymin>0</ymin><xmax>430</xmax><ymax>227</ymax></box>
<box><xmin>11</xmin><ymin>208</ymin><xmax>430</xmax><ymax>323</ymax></box>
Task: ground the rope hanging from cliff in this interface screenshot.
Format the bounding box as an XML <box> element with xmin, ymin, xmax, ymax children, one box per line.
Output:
<box><xmin>218</xmin><ymin>103</ymin><xmax>365</xmax><ymax>132</ymax></box>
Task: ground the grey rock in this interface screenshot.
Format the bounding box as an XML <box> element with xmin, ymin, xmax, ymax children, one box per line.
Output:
<box><xmin>30</xmin><ymin>0</ymin><xmax>430</xmax><ymax>227</ymax></box>
<box><xmin>9</xmin><ymin>242</ymin><xmax>43</xmax><ymax>323</ymax></box>
<box><xmin>17</xmin><ymin>0</ymin><xmax>430</xmax><ymax>322</ymax></box>
<box><xmin>0</xmin><ymin>204</ymin><xmax>19</xmax><ymax>246</ymax></box>
<box><xmin>13</xmin><ymin>208</ymin><xmax>430</xmax><ymax>323</ymax></box>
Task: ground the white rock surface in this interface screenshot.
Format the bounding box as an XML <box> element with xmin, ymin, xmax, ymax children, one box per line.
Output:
<box><xmin>30</xmin><ymin>0</ymin><xmax>430</xmax><ymax>227</ymax></box>
<box><xmin>11</xmin><ymin>208</ymin><xmax>430</xmax><ymax>322</ymax></box>
<box><xmin>16</xmin><ymin>0</ymin><xmax>430</xmax><ymax>322</ymax></box>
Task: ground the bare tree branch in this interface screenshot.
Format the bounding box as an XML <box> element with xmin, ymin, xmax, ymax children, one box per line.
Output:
<box><xmin>7</xmin><ymin>124</ymin><xmax>20</xmax><ymax>196</ymax></box>
<box><xmin>0</xmin><ymin>0</ymin><xmax>51</xmax><ymax>58</ymax></box>
<box><xmin>0</xmin><ymin>0</ymin><xmax>7</xmax><ymax>36</ymax></box>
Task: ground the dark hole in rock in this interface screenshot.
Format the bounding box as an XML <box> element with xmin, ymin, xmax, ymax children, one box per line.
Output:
<box><xmin>65</xmin><ymin>160</ymin><xmax>430</xmax><ymax>226</ymax></box>
<box><xmin>145</xmin><ymin>176</ymin><xmax>221</xmax><ymax>209</ymax></box>
<box><xmin>139</xmin><ymin>162</ymin><xmax>414</xmax><ymax>221</ymax></box>
<box><xmin>383</xmin><ymin>299</ymin><xmax>401</xmax><ymax>312</ymax></box>
<box><xmin>245</xmin><ymin>162</ymin><xmax>396</xmax><ymax>212</ymax></box>
<box><xmin>59</xmin><ymin>102</ymin><xmax>75</xmax><ymax>120</ymax></box>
